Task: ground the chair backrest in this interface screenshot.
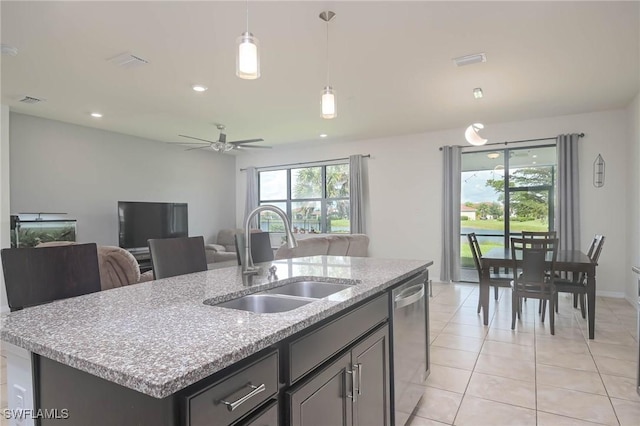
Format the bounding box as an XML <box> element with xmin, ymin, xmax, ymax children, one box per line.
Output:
<box><xmin>1</xmin><ymin>243</ymin><xmax>101</xmax><ymax>311</ymax></box>
<box><xmin>511</xmin><ymin>237</ymin><xmax>558</xmax><ymax>291</ymax></box>
<box><xmin>589</xmin><ymin>234</ymin><xmax>605</xmax><ymax>264</ymax></box>
<box><xmin>467</xmin><ymin>233</ymin><xmax>483</xmax><ymax>275</ymax></box>
<box><xmin>148</xmin><ymin>236</ymin><xmax>207</xmax><ymax>279</ymax></box>
<box><xmin>235</xmin><ymin>232</ymin><xmax>274</xmax><ymax>266</ymax></box>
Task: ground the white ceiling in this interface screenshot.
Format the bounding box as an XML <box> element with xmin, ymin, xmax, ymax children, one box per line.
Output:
<box><xmin>1</xmin><ymin>1</ymin><xmax>639</xmax><ymax>149</ymax></box>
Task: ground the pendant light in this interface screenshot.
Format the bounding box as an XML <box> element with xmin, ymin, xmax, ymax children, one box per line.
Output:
<box><xmin>320</xmin><ymin>11</ymin><xmax>336</xmax><ymax>119</ymax></box>
<box><xmin>236</xmin><ymin>0</ymin><xmax>260</xmax><ymax>80</ymax></box>
<box><xmin>465</xmin><ymin>123</ymin><xmax>488</xmax><ymax>146</ymax></box>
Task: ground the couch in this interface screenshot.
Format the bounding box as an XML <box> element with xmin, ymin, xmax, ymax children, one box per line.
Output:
<box><xmin>274</xmin><ymin>234</ymin><xmax>369</xmax><ymax>260</ymax></box>
<box><xmin>205</xmin><ymin>228</ymin><xmax>266</xmax><ymax>264</ymax></box>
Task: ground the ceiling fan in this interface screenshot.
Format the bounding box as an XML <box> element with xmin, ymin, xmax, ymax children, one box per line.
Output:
<box><xmin>175</xmin><ymin>124</ymin><xmax>271</xmax><ymax>152</ymax></box>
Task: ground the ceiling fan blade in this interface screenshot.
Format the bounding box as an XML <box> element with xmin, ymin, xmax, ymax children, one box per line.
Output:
<box><xmin>185</xmin><ymin>145</ymin><xmax>211</xmax><ymax>151</ymax></box>
<box><xmin>235</xmin><ymin>144</ymin><xmax>272</xmax><ymax>149</ymax></box>
<box><xmin>169</xmin><ymin>141</ymin><xmax>210</xmax><ymax>145</ymax></box>
<box><xmin>179</xmin><ymin>134</ymin><xmax>217</xmax><ymax>144</ymax></box>
<box><xmin>228</xmin><ymin>138</ymin><xmax>265</xmax><ymax>145</ymax></box>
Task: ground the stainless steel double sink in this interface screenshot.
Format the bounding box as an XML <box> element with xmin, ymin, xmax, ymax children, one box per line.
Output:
<box><xmin>212</xmin><ymin>281</ymin><xmax>354</xmax><ymax>313</ymax></box>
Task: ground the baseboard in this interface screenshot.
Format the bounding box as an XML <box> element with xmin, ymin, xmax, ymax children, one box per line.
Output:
<box><xmin>595</xmin><ymin>290</ymin><xmax>626</xmax><ymax>298</ymax></box>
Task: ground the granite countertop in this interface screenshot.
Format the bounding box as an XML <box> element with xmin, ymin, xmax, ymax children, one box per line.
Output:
<box><xmin>0</xmin><ymin>256</ymin><xmax>431</xmax><ymax>398</ymax></box>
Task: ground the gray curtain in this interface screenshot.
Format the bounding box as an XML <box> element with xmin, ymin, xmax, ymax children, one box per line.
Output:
<box><xmin>441</xmin><ymin>146</ymin><xmax>462</xmax><ymax>282</ymax></box>
<box><xmin>349</xmin><ymin>155</ymin><xmax>365</xmax><ymax>234</ymax></box>
<box><xmin>244</xmin><ymin>166</ymin><xmax>259</xmax><ymax>228</ymax></box>
<box><xmin>556</xmin><ymin>133</ymin><xmax>581</xmax><ymax>252</ymax></box>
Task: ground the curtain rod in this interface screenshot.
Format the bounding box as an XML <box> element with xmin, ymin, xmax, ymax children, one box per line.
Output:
<box><xmin>240</xmin><ymin>154</ymin><xmax>370</xmax><ymax>171</ymax></box>
<box><xmin>439</xmin><ymin>133</ymin><xmax>585</xmax><ymax>151</ymax></box>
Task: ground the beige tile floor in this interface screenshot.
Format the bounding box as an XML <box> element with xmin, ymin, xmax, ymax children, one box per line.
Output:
<box><xmin>404</xmin><ymin>282</ymin><xmax>640</xmax><ymax>426</ymax></box>
<box><xmin>0</xmin><ymin>283</ymin><xmax>637</xmax><ymax>425</ymax></box>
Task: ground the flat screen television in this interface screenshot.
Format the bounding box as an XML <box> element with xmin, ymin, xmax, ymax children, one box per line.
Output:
<box><xmin>118</xmin><ymin>201</ymin><xmax>188</xmax><ymax>250</ymax></box>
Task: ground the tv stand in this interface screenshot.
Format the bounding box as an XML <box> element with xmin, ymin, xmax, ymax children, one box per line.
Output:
<box><xmin>128</xmin><ymin>249</ymin><xmax>153</xmax><ymax>274</ymax></box>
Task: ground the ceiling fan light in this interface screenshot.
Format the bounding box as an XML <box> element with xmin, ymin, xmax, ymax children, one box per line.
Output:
<box><xmin>236</xmin><ymin>32</ymin><xmax>260</xmax><ymax>80</ymax></box>
<box><xmin>321</xmin><ymin>86</ymin><xmax>337</xmax><ymax>119</ymax></box>
<box><xmin>465</xmin><ymin>123</ymin><xmax>488</xmax><ymax>146</ymax></box>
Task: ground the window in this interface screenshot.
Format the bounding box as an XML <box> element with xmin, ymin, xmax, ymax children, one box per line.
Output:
<box><xmin>258</xmin><ymin>164</ymin><xmax>350</xmax><ymax>234</ymax></box>
<box><xmin>460</xmin><ymin>145</ymin><xmax>556</xmax><ymax>281</ymax></box>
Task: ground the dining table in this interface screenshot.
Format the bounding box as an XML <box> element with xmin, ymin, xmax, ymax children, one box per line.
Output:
<box><xmin>480</xmin><ymin>247</ymin><xmax>597</xmax><ymax>339</ymax></box>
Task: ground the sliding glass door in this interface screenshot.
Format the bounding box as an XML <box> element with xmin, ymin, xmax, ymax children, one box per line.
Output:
<box><xmin>460</xmin><ymin>146</ymin><xmax>556</xmax><ymax>282</ymax></box>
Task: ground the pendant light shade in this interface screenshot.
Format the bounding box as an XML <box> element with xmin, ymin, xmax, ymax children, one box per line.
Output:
<box><xmin>236</xmin><ymin>0</ymin><xmax>259</xmax><ymax>80</ymax></box>
<box><xmin>321</xmin><ymin>86</ymin><xmax>337</xmax><ymax>119</ymax></box>
<box><xmin>465</xmin><ymin>123</ymin><xmax>488</xmax><ymax>146</ymax></box>
<box><xmin>320</xmin><ymin>11</ymin><xmax>336</xmax><ymax>119</ymax></box>
<box><xmin>236</xmin><ymin>32</ymin><xmax>260</xmax><ymax>79</ymax></box>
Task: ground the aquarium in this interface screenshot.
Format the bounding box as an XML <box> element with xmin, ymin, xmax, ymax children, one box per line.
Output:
<box><xmin>10</xmin><ymin>218</ymin><xmax>77</xmax><ymax>248</ymax></box>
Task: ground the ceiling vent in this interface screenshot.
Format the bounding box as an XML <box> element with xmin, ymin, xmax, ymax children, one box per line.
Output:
<box><xmin>19</xmin><ymin>96</ymin><xmax>45</xmax><ymax>104</ymax></box>
<box><xmin>453</xmin><ymin>53</ymin><xmax>487</xmax><ymax>67</ymax></box>
<box><xmin>107</xmin><ymin>52</ymin><xmax>149</xmax><ymax>69</ymax></box>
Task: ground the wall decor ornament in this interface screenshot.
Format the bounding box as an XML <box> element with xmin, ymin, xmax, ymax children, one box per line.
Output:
<box><xmin>593</xmin><ymin>154</ymin><xmax>605</xmax><ymax>188</ymax></box>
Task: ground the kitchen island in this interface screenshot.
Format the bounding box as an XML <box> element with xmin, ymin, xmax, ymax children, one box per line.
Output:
<box><xmin>1</xmin><ymin>255</ymin><xmax>431</xmax><ymax>425</ymax></box>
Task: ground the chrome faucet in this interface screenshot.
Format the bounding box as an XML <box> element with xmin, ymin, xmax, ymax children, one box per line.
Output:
<box><xmin>243</xmin><ymin>205</ymin><xmax>297</xmax><ymax>276</ymax></box>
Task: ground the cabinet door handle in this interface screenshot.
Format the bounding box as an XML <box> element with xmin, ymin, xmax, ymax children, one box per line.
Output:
<box><xmin>346</xmin><ymin>369</ymin><xmax>357</xmax><ymax>402</ymax></box>
<box><xmin>220</xmin><ymin>383</ymin><xmax>265</xmax><ymax>412</ymax></box>
<box><xmin>356</xmin><ymin>363</ymin><xmax>362</xmax><ymax>396</ymax></box>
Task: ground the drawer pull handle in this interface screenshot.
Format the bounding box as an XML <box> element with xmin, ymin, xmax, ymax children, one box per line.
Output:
<box><xmin>220</xmin><ymin>383</ymin><xmax>266</xmax><ymax>412</ymax></box>
<box><xmin>356</xmin><ymin>363</ymin><xmax>362</xmax><ymax>396</ymax></box>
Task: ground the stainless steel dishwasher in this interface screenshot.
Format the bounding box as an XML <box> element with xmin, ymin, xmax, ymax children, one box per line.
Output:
<box><xmin>390</xmin><ymin>271</ymin><xmax>429</xmax><ymax>425</ymax></box>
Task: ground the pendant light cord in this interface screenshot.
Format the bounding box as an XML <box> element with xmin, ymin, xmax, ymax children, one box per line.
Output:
<box><xmin>246</xmin><ymin>0</ymin><xmax>249</xmax><ymax>32</ymax></box>
<box><xmin>325</xmin><ymin>19</ymin><xmax>330</xmax><ymax>85</ymax></box>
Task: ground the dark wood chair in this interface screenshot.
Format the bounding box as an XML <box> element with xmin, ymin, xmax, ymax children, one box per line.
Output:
<box><xmin>1</xmin><ymin>243</ymin><xmax>101</xmax><ymax>311</ymax></box>
<box><xmin>522</xmin><ymin>231</ymin><xmax>557</xmax><ymax>239</ymax></box>
<box><xmin>235</xmin><ymin>232</ymin><xmax>274</xmax><ymax>266</ymax></box>
<box><xmin>510</xmin><ymin>237</ymin><xmax>558</xmax><ymax>335</ymax></box>
<box><xmin>148</xmin><ymin>236</ymin><xmax>208</xmax><ymax>279</ymax></box>
<box><xmin>554</xmin><ymin>234</ymin><xmax>605</xmax><ymax>318</ymax></box>
<box><xmin>468</xmin><ymin>233</ymin><xmax>512</xmax><ymax>313</ymax></box>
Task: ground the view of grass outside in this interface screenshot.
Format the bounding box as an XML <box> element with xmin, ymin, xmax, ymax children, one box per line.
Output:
<box><xmin>460</xmin><ymin>219</ymin><xmax>549</xmax><ymax>268</ymax></box>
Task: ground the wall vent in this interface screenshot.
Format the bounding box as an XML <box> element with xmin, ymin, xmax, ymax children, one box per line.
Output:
<box><xmin>453</xmin><ymin>53</ymin><xmax>487</xmax><ymax>67</ymax></box>
<box><xmin>108</xmin><ymin>52</ymin><xmax>149</xmax><ymax>69</ymax></box>
<box><xmin>19</xmin><ymin>96</ymin><xmax>45</xmax><ymax>104</ymax></box>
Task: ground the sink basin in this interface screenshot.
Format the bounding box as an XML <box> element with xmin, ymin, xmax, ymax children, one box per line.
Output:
<box><xmin>266</xmin><ymin>281</ymin><xmax>352</xmax><ymax>299</ymax></box>
<box><xmin>214</xmin><ymin>294</ymin><xmax>313</xmax><ymax>313</ymax></box>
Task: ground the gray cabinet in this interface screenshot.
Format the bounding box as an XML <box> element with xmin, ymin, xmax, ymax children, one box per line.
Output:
<box><xmin>352</xmin><ymin>326</ymin><xmax>391</xmax><ymax>426</ymax></box>
<box><xmin>287</xmin><ymin>325</ymin><xmax>390</xmax><ymax>426</ymax></box>
<box><xmin>185</xmin><ymin>350</ymin><xmax>279</xmax><ymax>426</ymax></box>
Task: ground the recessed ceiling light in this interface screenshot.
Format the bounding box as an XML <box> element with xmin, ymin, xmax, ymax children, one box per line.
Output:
<box><xmin>1</xmin><ymin>44</ymin><xmax>18</xmax><ymax>56</ymax></box>
<box><xmin>319</xmin><ymin>134</ymin><xmax>328</xmax><ymax>138</ymax></box>
<box><xmin>473</xmin><ymin>88</ymin><xmax>484</xmax><ymax>99</ymax></box>
<box><xmin>192</xmin><ymin>84</ymin><xmax>208</xmax><ymax>92</ymax></box>
<box><xmin>532</xmin><ymin>154</ymin><xmax>538</xmax><ymax>158</ymax></box>
<box><xmin>532</xmin><ymin>161</ymin><xmax>537</xmax><ymax>164</ymax></box>
<box><xmin>90</xmin><ymin>112</ymin><xmax>103</xmax><ymax>118</ymax></box>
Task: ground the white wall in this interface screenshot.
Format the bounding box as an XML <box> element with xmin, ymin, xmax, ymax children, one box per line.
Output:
<box><xmin>9</xmin><ymin>113</ymin><xmax>237</xmax><ymax>247</ymax></box>
<box><xmin>627</xmin><ymin>93</ymin><xmax>640</xmax><ymax>304</ymax></box>
<box><xmin>1</xmin><ymin>105</ymin><xmax>11</xmax><ymax>312</ymax></box>
<box><xmin>236</xmin><ymin>109</ymin><xmax>631</xmax><ymax>296</ymax></box>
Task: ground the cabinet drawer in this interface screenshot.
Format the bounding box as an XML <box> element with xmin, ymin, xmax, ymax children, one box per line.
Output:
<box><xmin>236</xmin><ymin>400</ymin><xmax>278</xmax><ymax>426</ymax></box>
<box><xmin>187</xmin><ymin>351</ymin><xmax>278</xmax><ymax>426</ymax></box>
<box><xmin>288</xmin><ymin>293</ymin><xmax>389</xmax><ymax>384</ymax></box>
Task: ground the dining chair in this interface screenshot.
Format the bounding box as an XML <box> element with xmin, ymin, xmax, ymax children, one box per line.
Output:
<box><xmin>522</xmin><ymin>231</ymin><xmax>557</xmax><ymax>239</ymax></box>
<box><xmin>467</xmin><ymin>233</ymin><xmax>512</xmax><ymax>313</ymax></box>
<box><xmin>510</xmin><ymin>237</ymin><xmax>558</xmax><ymax>335</ymax></box>
<box><xmin>554</xmin><ymin>234</ymin><xmax>605</xmax><ymax>318</ymax></box>
<box><xmin>235</xmin><ymin>232</ymin><xmax>274</xmax><ymax>266</ymax></box>
<box><xmin>1</xmin><ymin>243</ymin><xmax>102</xmax><ymax>311</ymax></box>
<box><xmin>148</xmin><ymin>236</ymin><xmax>208</xmax><ymax>279</ymax></box>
